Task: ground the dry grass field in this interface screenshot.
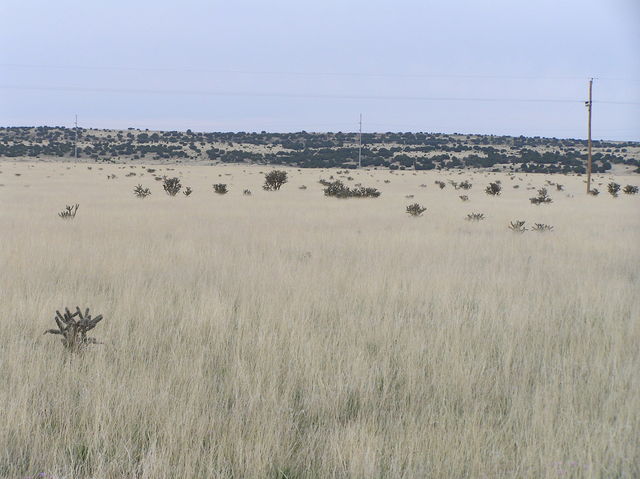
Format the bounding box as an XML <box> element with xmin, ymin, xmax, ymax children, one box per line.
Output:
<box><xmin>0</xmin><ymin>161</ymin><xmax>639</xmax><ymax>478</ymax></box>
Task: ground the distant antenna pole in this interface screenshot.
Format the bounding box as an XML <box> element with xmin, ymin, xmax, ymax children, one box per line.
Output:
<box><xmin>586</xmin><ymin>79</ymin><xmax>593</xmax><ymax>194</ymax></box>
<box><xmin>74</xmin><ymin>114</ymin><xmax>78</xmax><ymax>161</ymax></box>
<box><xmin>358</xmin><ymin>113</ymin><xmax>362</xmax><ymax>168</ymax></box>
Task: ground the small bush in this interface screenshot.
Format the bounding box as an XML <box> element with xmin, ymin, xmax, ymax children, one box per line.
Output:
<box><xmin>435</xmin><ymin>180</ymin><xmax>446</xmax><ymax>189</ymax></box>
<box><xmin>459</xmin><ymin>180</ymin><xmax>472</xmax><ymax>190</ymax></box>
<box><xmin>406</xmin><ymin>203</ymin><xmax>427</xmax><ymax>217</ymax></box>
<box><xmin>133</xmin><ymin>184</ymin><xmax>151</xmax><ymax>198</ymax></box>
<box><xmin>459</xmin><ymin>195</ymin><xmax>469</xmax><ymax>202</ymax></box>
<box><xmin>532</xmin><ymin>223</ymin><xmax>554</xmax><ymax>232</ymax></box>
<box><xmin>485</xmin><ymin>182</ymin><xmax>502</xmax><ymax>196</ymax></box>
<box><xmin>588</xmin><ymin>188</ymin><xmax>600</xmax><ymax>196</ymax></box>
<box><xmin>163</xmin><ymin>177</ymin><xmax>182</xmax><ymax>196</ymax></box>
<box><xmin>58</xmin><ymin>204</ymin><xmax>79</xmax><ymax>219</ymax></box>
<box><xmin>530</xmin><ymin>188</ymin><xmax>553</xmax><ymax>205</ymax></box>
<box><xmin>608</xmin><ymin>182</ymin><xmax>620</xmax><ymax>197</ymax></box>
<box><xmin>243</xmin><ymin>189</ymin><xmax>252</xmax><ymax>196</ymax></box>
<box><xmin>183</xmin><ymin>186</ymin><xmax>193</xmax><ymax>196</ymax></box>
<box><xmin>623</xmin><ymin>185</ymin><xmax>638</xmax><ymax>195</ymax></box>
<box><xmin>508</xmin><ymin>220</ymin><xmax>527</xmax><ymax>233</ymax></box>
<box><xmin>466</xmin><ymin>213</ymin><xmax>485</xmax><ymax>221</ymax></box>
<box><xmin>213</xmin><ymin>184</ymin><xmax>228</xmax><ymax>194</ymax></box>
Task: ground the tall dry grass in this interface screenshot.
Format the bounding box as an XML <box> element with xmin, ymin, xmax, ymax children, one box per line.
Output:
<box><xmin>0</xmin><ymin>162</ymin><xmax>639</xmax><ymax>478</ymax></box>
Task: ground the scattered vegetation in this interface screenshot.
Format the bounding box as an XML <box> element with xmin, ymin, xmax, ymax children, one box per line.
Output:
<box><xmin>323</xmin><ymin>180</ymin><xmax>381</xmax><ymax>198</ymax></box>
<box><xmin>435</xmin><ymin>180</ymin><xmax>446</xmax><ymax>189</ymax></box>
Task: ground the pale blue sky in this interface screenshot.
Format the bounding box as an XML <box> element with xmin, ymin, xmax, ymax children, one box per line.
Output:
<box><xmin>1</xmin><ymin>0</ymin><xmax>639</xmax><ymax>140</ymax></box>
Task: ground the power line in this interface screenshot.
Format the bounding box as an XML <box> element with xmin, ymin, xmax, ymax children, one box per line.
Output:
<box><xmin>2</xmin><ymin>84</ymin><xmax>638</xmax><ymax>105</ymax></box>
<box><xmin>3</xmin><ymin>63</ymin><xmax>639</xmax><ymax>83</ymax></box>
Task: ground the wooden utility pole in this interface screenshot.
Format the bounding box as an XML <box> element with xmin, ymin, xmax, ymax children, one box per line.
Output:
<box><xmin>586</xmin><ymin>79</ymin><xmax>593</xmax><ymax>194</ymax></box>
<box><xmin>358</xmin><ymin>113</ymin><xmax>362</xmax><ymax>168</ymax></box>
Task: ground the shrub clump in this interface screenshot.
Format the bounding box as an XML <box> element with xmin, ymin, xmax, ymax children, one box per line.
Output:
<box><xmin>622</xmin><ymin>185</ymin><xmax>638</xmax><ymax>195</ymax></box>
<box><xmin>485</xmin><ymin>182</ymin><xmax>502</xmax><ymax>196</ymax></box>
<box><xmin>466</xmin><ymin>212</ymin><xmax>485</xmax><ymax>221</ymax></box>
<box><xmin>530</xmin><ymin>188</ymin><xmax>553</xmax><ymax>205</ymax></box>
<box><xmin>323</xmin><ymin>180</ymin><xmax>381</xmax><ymax>198</ymax></box>
<box><xmin>406</xmin><ymin>203</ymin><xmax>427</xmax><ymax>217</ymax></box>
<box><xmin>58</xmin><ymin>204</ymin><xmax>79</xmax><ymax>219</ymax></box>
<box><xmin>608</xmin><ymin>182</ymin><xmax>621</xmax><ymax>197</ymax></box>
<box><xmin>213</xmin><ymin>184</ymin><xmax>228</xmax><ymax>194</ymax></box>
<box><xmin>532</xmin><ymin>223</ymin><xmax>554</xmax><ymax>232</ymax></box>
<box><xmin>133</xmin><ymin>184</ymin><xmax>151</xmax><ymax>198</ymax></box>
<box><xmin>508</xmin><ymin>220</ymin><xmax>527</xmax><ymax>233</ymax></box>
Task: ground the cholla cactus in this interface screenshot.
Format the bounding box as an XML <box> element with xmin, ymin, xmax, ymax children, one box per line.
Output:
<box><xmin>44</xmin><ymin>307</ymin><xmax>104</xmax><ymax>352</ymax></box>
<box><xmin>58</xmin><ymin>204</ymin><xmax>79</xmax><ymax>219</ymax></box>
<box><xmin>163</xmin><ymin>177</ymin><xmax>182</xmax><ymax>196</ymax></box>
<box><xmin>508</xmin><ymin>220</ymin><xmax>527</xmax><ymax>233</ymax></box>
<box><xmin>133</xmin><ymin>184</ymin><xmax>151</xmax><ymax>198</ymax></box>
<box><xmin>406</xmin><ymin>203</ymin><xmax>427</xmax><ymax>217</ymax></box>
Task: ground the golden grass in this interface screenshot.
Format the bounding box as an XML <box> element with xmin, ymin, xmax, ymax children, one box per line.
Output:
<box><xmin>0</xmin><ymin>162</ymin><xmax>638</xmax><ymax>478</ymax></box>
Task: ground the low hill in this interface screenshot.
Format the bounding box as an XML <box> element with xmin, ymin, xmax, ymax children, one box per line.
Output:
<box><xmin>1</xmin><ymin>126</ymin><xmax>638</xmax><ymax>174</ymax></box>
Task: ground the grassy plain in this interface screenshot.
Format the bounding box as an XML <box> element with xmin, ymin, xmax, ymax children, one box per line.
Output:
<box><xmin>0</xmin><ymin>161</ymin><xmax>638</xmax><ymax>478</ymax></box>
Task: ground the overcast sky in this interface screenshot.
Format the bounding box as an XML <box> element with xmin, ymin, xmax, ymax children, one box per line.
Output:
<box><xmin>1</xmin><ymin>0</ymin><xmax>639</xmax><ymax>140</ymax></box>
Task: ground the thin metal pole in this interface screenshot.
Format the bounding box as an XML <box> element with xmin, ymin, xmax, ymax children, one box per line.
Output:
<box><xmin>74</xmin><ymin>114</ymin><xmax>78</xmax><ymax>161</ymax></box>
<box><xmin>358</xmin><ymin>113</ymin><xmax>362</xmax><ymax>169</ymax></box>
<box><xmin>586</xmin><ymin>79</ymin><xmax>593</xmax><ymax>194</ymax></box>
